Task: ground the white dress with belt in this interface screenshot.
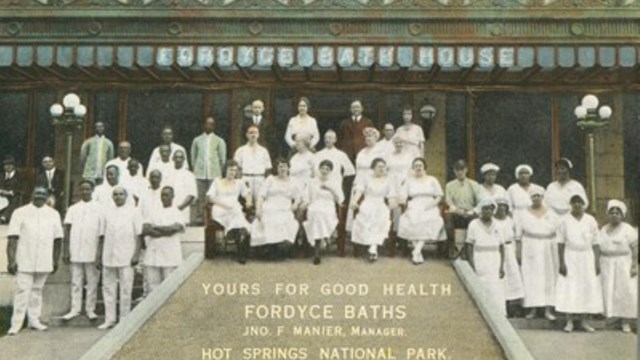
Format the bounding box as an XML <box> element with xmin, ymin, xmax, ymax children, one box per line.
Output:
<box><xmin>397</xmin><ymin>176</ymin><xmax>446</xmax><ymax>242</ymax></box>
<box><xmin>206</xmin><ymin>178</ymin><xmax>251</xmax><ymax>235</ymax></box>
<box><xmin>251</xmin><ymin>176</ymin><xmax>299</xmax><ymax>246</ymax></box>
<box><xmin>351</xmin><ymin>176</ymin><xmax>396</xmax><ymax>247</ymax></box>
<box><xmin>599</xmin><ymin>222</ymin><xmax>638</xmax><ymax>318</ymax></box>
<box><xmin>303</xmin><ymin>178</ymin><xmax>344</xmax><ymax>244</ymax></box>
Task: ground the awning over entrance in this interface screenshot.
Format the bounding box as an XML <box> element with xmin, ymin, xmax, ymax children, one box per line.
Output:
<box><xmin>1</xmin><ymin>44</ymin><xmax>638</xmax><ymax>69</ymax></box>
<box><xmin>0</xmin><ymin>44</ymin><xmax>637</xmax><ymax>85</ymax></box>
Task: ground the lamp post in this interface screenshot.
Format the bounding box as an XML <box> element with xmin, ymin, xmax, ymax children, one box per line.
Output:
<box><xmin>574</xmin><ymin>94</ymin><xmax>612</xmax><ymax>213</ymax></box>
<box><xmin>49</xmin><ymin>93</ymin><xmax>86</xmax><ymax>213</ymax></box>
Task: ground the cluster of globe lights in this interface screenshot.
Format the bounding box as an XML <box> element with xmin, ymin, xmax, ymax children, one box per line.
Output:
<box><xmin>49</xmin><ymin>93</ymin><xmax>87</xmax><ymax>119</ymax></box>
<box><xmin>574</xmin><ymin>94</ymin><xmax>612</xmax><ymax>129</ymax></box>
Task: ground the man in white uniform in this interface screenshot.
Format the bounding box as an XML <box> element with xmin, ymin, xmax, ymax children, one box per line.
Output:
<box><xmin>143</xmin><ymin>186</ymin><xmax>184</xmax><ymax>292</ymax></box>
<box><xmin>94</xmin><ymin>165</ymin><xmax>134</xmax><ymax>208</ymax></box>
<box><xmin>378</xmin><ymin>123</ymin><xmax>396</xmax><ymax>157</ymax></box>
<box><xmin>122</xmin><ymin>158</ymin><xmax>149</xmax><ymax>207</ymax></box>
<box><xmin>234</xmin><ymin>125</ymin><xmax>272</xmax><ymax>203</ymax></box>
<box><xmin>6</xmin><ymin>187</ymin><xmax>63</xmax><ymax>335</ymax></box>
<box><xmin>61</xmin><ymin>180</ymin><xmax>103</xmax><ymax>321</ymax></box>
<box><xmin>104</xmin><ymin>141</ymin><xmax>144</xmax><ymax>182</ymax></box>
<box><xmin>147</xmin><ymin>126</ymin><xmax>189</xmax><ymax>171</ymax></box>
<box><xmin>164</xmin><ymin>150</ymin><xmax>197</xmax><ymax>224</ymax></box>
<box><xmin>141</xmin><ymin>170</ymin><xmax>164</xmax><ymax>219</ymax></box>
<box><xmin>314</xmin><ymin>130</ymin><xmax>355</xmax><ymax>189</ymax></box>
<box><xmin>97</xmin><ymin>187</ymin><xmax>143</xmax><ymax>330</ymax></box>
<box><xmin>147</xmin><ymin>144</ymin><xmax>175</xmax><ymax>186</ymax></box>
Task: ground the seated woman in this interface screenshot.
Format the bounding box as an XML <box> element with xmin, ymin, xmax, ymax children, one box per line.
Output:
<box><xmin>251</xmin><ymin>158</ymin><xmax>301</xmax><ymax>260</ymax></box>
<box><xmin>466</xmin><ymin>198</ymin><xmax>506</xmax><ymax>316</ymax></box>
<box><xmin>350</xmin><ymin>158</ymin><xmax>397</xmax><ymax>262</ymax></box>
<box><xmin>302</xmin><ymin>160</ymin><xmax>344</xmax><ymax>265</ymax></box>
<box><xmin>397</xmin><ymin>158</ymin><xmax>446</xmax><ymax>265</ymax></box>
<box><xmin>556</xmin><ymin>194</ymin><xmax>603</xmax><ymax>333</ymax></box>
<box><xmin>599</xmin><ymin>199</ymin><xmax>638</xmax><ymax>333</ymax></box>
<box><xmin>206</xmin><ymin>160</ymin><xmax>252</xmax><ymax>264</ymax></box>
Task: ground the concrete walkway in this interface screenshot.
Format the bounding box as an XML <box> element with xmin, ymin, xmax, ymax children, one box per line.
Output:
<box><xmin>518</xmin><ymin>328</ymin><xmax>637</xmax><ymax>360</ymax></box>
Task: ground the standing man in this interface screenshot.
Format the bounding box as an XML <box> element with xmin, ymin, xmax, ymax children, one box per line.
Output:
<box><xmin>242</xmin><ymin>100</ymin><xmax>274</xmax><ymax>153</ymax></box>
<box><xmin>97</xmin><ymin>187</ymin><xmax>143</xmax><ymax>330</ymax></box>
<box><xmin>61</xmin><ymin>180</ymin><xmax>103</xmax><ymax>321</ymax></box>
<box><xmin>234</xmin><ymin>125</ymin><xmax>272</xmax><ymax>203</ymax></box>
<box><xmin>36</xmin><ymin>156</ymin><xmax>63</xmax><ymax>212</ymax></box>
<box><xmin>0</xmin><ymin>156</ymin><xmax>23</xmax><ymax>224</ymax></box>
<box><xmin>378</xmin><ymin>123</ymin><xmax>396</xmax><ymax>157</ymax></box>
<box><xmin>121</xmin><ymin>159</ymin><xmax>148</xmax><ymax>207</ymax></box>
<box><xmin>80</xmin><ymin>121</ymin><xmax>114</xmax><ymax>185</ymax></box>
<box><xmin>313</xmin><ymin>130</ymin><xmax>356</xmax><ymax>189</ymax></box>
<box><xmin>337</xmin><ymin>100</ymin><xmax>374</xmax><ymax>163</ymax></box>
<box><xmin>191</xmin><ymin>116</ymin><xmax>226</xmax><ymax>225</ymax></box>
<box><xmin>105</xmin><ymin>141</ymin><xmax>145</xmax><ymax>183</ymax></box>
<box><xmin>143</xmin><ymin>186</ymin><xmax>184</xmax><ymax>293</ymax></box>
<box><xmin>444</xmin><ymin>160</ymin><xmax>483</xmax><ymax>259</ymax></box>
<box><xmin>6</xmin><ymin>187</ymin><xmax>63</xmax><ymax>335</ymax></box>
<box><xmin>141</xmin><ymin>170</ymin><xmax>163</xmax><ymax>220</ymax></box>
<box><xmin>165</xmin><ymin>150</ymin><xmax>197</xmax><ymax>225</ymax></box>
<box><xmin>147</xmin><ymin>144</ymin><xmax>175</xmax><ymax>185</ymax></box>
<box><xmin>147</xmin><ymin>126</ymin><xmax>189</xmax><ymax>171</ymax></box>
<box><xmin>94</xmin><ymin>165</ymin><xmax>134</xmax><ymax>208</ymax></box>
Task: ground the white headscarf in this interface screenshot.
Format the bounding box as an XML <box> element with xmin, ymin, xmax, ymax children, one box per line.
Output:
<box><xmin>515</xmin><ymin>164</ymin><xmax>533</xmax><ymax>179</ymax></box>
<box><xmin>606</xmin><ymin>199</ymin><xmax>627</xmax><ymax>217</ymax></box>
<box><xmin>480</xmin><ymin>162</ymin><xmax>500</xmax><ymax>174</ymax></box>
<box><xmin>476</xmin><ymin>197</ymin><xmax>497</xmax><ymax>214</ymax></box>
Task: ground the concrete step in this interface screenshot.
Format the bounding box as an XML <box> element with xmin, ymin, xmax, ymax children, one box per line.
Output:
<box><xmin>510</xmin><ymin>317</ymin><xmax>638</xmax><ymax>331</ymax></box>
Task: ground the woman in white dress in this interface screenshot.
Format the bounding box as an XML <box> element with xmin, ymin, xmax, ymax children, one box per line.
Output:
<box><xmin>515</xmin><ymin>185</ymin><xmax>559</xmax><ymax>320</ymax></box>
<box><xmin>346</xmin><ymin>127</ymin><xmax>387</xmax><ymax>231</ymax></box>
<box><xmin>466</xmin><ymin>198</ymin><xmax>506</xmax><ymax>316</ymax></box>
<box><xmin>302</xmin><ymin>160</ymin><xmax>344</xmax><ymax>265</ymax></box>
<box><xmin>494</xmin><ymin>197</ymin><xmax>525</xmax><ymax>315</ymax></box>
<box><xmin>599</xmin><ymin>199</ymin><xmax>638</xmax><ymax>333</ymax></box>
<box><xmin>507</xmin><ymin>164</ymin><xmax>541</xmax><ymax>218</ymax></box>
<box><xmin>545</xmin><ymin>158</ymin><xmax>588</xmax><ymax>216</ymax></box>
<box><xmin>206</xmin><ymin>160</ymin><xmax>252</xmax><ymax>264</ymax></box>
<box><xmin>397</xmin><ymin>158</ymin><xmax>446</xmax><ymax>265</ymax></box>
<box><xmin>479</xmin><ymin>163</ymin><xmax>507</xmax><ymax>202</ymax></box>
<box><xmin>394</xmin><ymin>106</ymin><xmax>425</xmax><ymax>159</ymax></box>
<box><xmin>251</xmin><ymin>158</ymin><xmax>301</xmax><ymax>260</ymax></box>
<box><xmin>284</xmin><ymin>97</ymin><xmax>320</xmax><ymax>150</ymax></box>
<box><xmin>350</xmin><ymin>158</ymin><xmax>397</xmax><ymax>262</ymax></box>
<box><xmin>556</xmin><ymin>194</ymin><xmax>603</xmax><ymax>332</ymax></box>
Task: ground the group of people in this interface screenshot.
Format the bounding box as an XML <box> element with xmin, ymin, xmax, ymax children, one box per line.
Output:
<box><xmin>1</xmin><ymin>97</ymin><xmax>636</xmax><ymax>336</ymax></box>
<box><xmin>454</xmin><ymin>158</ymin><xmax>637</xmax><ymax>333</ymax></box>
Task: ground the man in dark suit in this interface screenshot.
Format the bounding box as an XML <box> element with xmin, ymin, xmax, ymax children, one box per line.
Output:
<box><xmin>241</xmin><ymin>99</ymin><xmax>276</xmax><ymax>156</ymax></box>
<box><xmin>36</xmin><ymin>156</ymin><xmax>64</xmax><ymax>213</ymax></box>
<box><xmin>337</xmin><ymin>100</ymin><xmax>374</xmax><ymax>163</ymax></box>
<box><xmin>0</xmin><ymin>156</ymin><xmax>22</xmax><ymax>224</ymax></box>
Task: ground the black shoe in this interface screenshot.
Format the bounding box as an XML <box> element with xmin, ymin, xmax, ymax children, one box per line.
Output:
<box><xmin>313</xmin><ymin>257</ymin><xmax>321</xmax><ymax>265</ymax></box>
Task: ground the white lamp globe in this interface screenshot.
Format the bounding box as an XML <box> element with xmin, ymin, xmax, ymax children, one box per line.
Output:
<box><xmin>49</xmin><ymin>103</ymin><xmax>64</xmax><ymax>116</ymax></box>
<box><xmin>581</xmin><ymin>94</ymin><xmax>599</xmax><ymax>110</ymax></box>
<box><xmin>598</xmin><ymin>105</ymin><xmax>612</xmax><ymax>119</ymax></box>
<box><xmin>74</xmin><ymin>104</ymin><xmax>87</xmax><ymax>117</ymax></box>
<box><xmin>62</xmin><ymin>93</ymin><xmax>81</xmax><ymax>109</ymax></box>
<box><xmin>574</xmin><ymin>106</ymin><xmax>587</xmax><ymax>119</ymax></box>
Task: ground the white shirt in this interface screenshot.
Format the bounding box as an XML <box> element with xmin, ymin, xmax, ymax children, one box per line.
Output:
<box><xmin>8</xmin><ymin>203</ymin><xmax>63</xmax><ymax>272</ymax></box>
<box><xmin>148</xmin><ymin>142</ymin><xmax>189</xmax><ymax>171</ymax></box>
<box><xmin>558</xmin><ymin>213</ymin><xmax>599</xmax><ymax>251</ymax></box>
<box><xmin>253</xmin><ymin>115</ymin><xmax>263</xmax><ymax>126</ymax></box>
<box><xmin>480</xmin><ymin>184</ymin><xmax>508</xmax><ymax>203</ymax></box>
<box><xmin>234</xmin><ymin>144</ymin><xmax>272</xmax><ymax>176</ymax></box>
<box><xmin>104</xmin><ymin>157</ymin><xmax>145</xmax><ymax>181</ymax></box>
<box><xmin>94</xmin><ymin>182</ymin><xmax>135</xmax><ymax>208</ymax></box>
<box><xmin>377</xmin><ymin>138</ymin><xmax>395</xmax><ymax>158</ymax></box>
<box><xmin>313</xmin><ymin>147</ymin><xmax>355</xmax><ymax>188</ymax></box>
<box><xmin>122</xmin><ymin>176</ymin><xmax>150</xmax><ymax>206</ymax></box>
<box><xmin>102</xmin><ymin>205</ymin><xmax>143</xmax><ymax>267</ymax></box>
<box><xmin>395</xmin><ymin>123</ymin><xmax>425</xmax><ymax>159</ymax></box>
<box><xmin>143</xmin><ymin>205</ymin><xmax>184</xmax><ymax>267</ymax></box>
<box><xmin>46</xmin><ymin>168</ymin><xmax>56</xmax><ymax>188</ymax></box>
<box><xmin>147</xmin><ymin>161</ymin><xmax>176</xmax><ymax>187</ymax></box>
<box><xmin>285</xmin><ymin>115</ymin><xmax>320</xmax><ymax>149</ymax></box>
<box><xmin>545</xmin><ymin>180</ymin><xmax>588</xmax><ymax>216</ymax></box>
<box><xmin>165</xmin><ymin>168</ymin><xmax>197</xmax><ymax>224</ymax></box>
<box><xmin>140</xmin><ymin>187</ymin><xmax>163</xmax><ymax>220</ymax></box>
<box><xmin>64</xmin><ymin>200</ymin><xmax>104</xmax><ymax>263</ymax></box>
<box><xmin>384</xmin><ymin>150</ymin><xmax>414</xmax><ymax>189</ymax></box>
